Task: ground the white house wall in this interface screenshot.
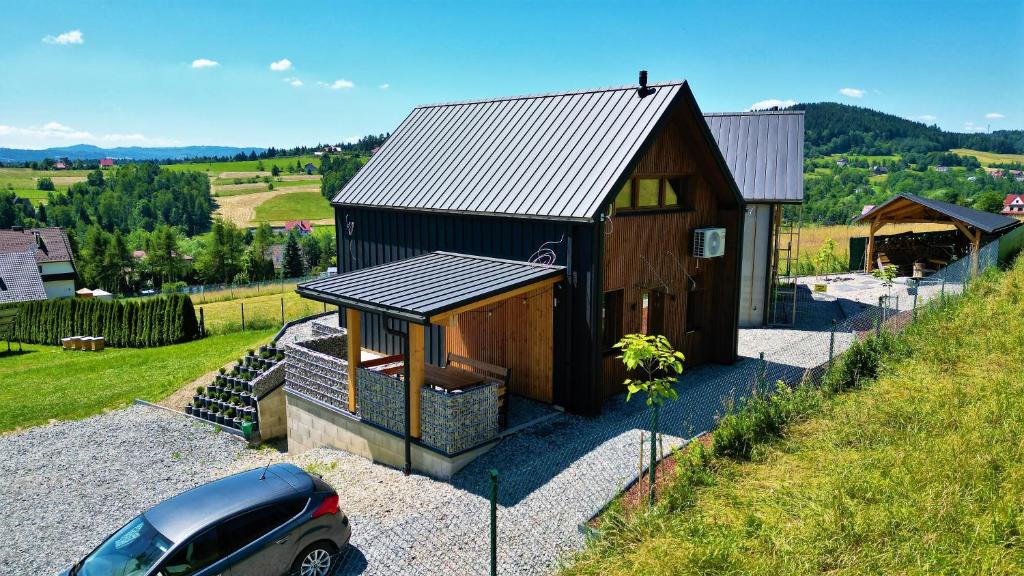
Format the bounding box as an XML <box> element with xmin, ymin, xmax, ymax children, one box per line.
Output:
<box><xmin>739</xmin><ymin>204</ymin><xmax>773</xmax><ymax>327</ymax></box>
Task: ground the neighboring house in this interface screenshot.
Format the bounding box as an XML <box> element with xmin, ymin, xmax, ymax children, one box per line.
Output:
<box><xmin>872</xmin><ymin>165</ymin><xmax>888</xmax><ymax>175</ymax></box>
<box><xmin>935</xmin><ymin>165</ymin><xmax>949</xmax><ymax>173</ymax></box>
<box><xmin>1002</xmin><ymin>194</ymin><xmax>1024</xmax><ymax>221</ymax></box>
<box><xmin>0</xmin><ymin>227</ymin><xmax>77</xmax><ymax>299</ymax></box>
<box><xmin>99</xmin><ymin>158</ymin><xmax>114</xmax><ymax>168</ymax></box>
<box><xmin>299</xmin><ymin>78</ymin><xmax>747</xmax><ymax>418</ymax></box>
<box><xmin>0</xmin><ymin>250</ymin><xmax>47</xmax><ymax>304</ymax></box>
<box><xmin>836</xmin><ymin>158</ymin><xmax>848</xmax><ymax>167</ymax></box>
<box><xmin>53</xmin><ymin>162</ymin><xmax>67</xmax><ymax>170</ymax></box>
<box><xmin>304</xmin><ymin>163</ymin><xmax>317</xmax><ymax>175</ymax></box>
<box><xmin>704</xmin><ymin>110</ymin><xmax>804</xmax><ymax>327</ymax></box>
<box><xmin>992</xmin><ymin>170</ymin><xmax>1005</xmax><ymax>179</ymax></box>
<box><xmin>284</xmin><ymin>220</ymin><xmax>313</xmax><ymax>236</ymax></box>
<box><xmin>370</xmin><ymin>146</ymin><xmax>381</xmax><ymax>156</ymax></box>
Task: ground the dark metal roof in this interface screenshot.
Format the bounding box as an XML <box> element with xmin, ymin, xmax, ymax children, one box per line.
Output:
<box><xmin>0</xmin><ymin>250</ymin><xmax>47</xmax><ymax>304</ymax></box>
<box><xmin>297</xmin><ymin>251</ymin><xmax>564</xmax><ymax>323</ymax></box>
<box><xmin>704</xmin><ymin>110</ymin><xmax>805</xmax><ymax>204</ymax></box>
<box><xmin>331</xmin><ymin>82</ymin><xmax>691</xmax><ymax>221</ymax></box>
<box><xmin>854</xmin><ymin>193</ymin><xmax>1021</xmax><ymax>234</ymax></box>
<box><xmin>0</xmin><ymin>227</ymin><xmax>75</xmax><ymax>264</ymax></box>
<box><xmin>144</xmin><ymin>464</ymin><xmax>311</xmax><ymax>543</ymax></box>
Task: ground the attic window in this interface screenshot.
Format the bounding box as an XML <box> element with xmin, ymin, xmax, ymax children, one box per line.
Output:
<box><xmin>612</xmin><ymin>176</ymin><xmax>694</xmax><ymax>213</ymax></box>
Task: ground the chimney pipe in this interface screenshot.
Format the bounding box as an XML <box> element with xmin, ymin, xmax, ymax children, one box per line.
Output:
<box><xmin>637</xmin><ymin>70</ymin><xmax>656</xmax><ymax>98</ymax></box>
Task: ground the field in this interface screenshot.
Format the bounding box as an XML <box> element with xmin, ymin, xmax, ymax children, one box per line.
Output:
<box><xmin>0</xmin><ymin>166</ymin><xmax>91</xmax><ymax>204</ymax></box>
<box><xmin>951</xmin><ymin>148</ymin><xmax>1024</xmax><ymax>167</ymax></box>
<box><xmin>194</xmin><ymin>290</ymin><xmax>331</xmax><ymax>334</ymax></box>
<box><xmin>564</xmin><ymin>259</ymin><xmax>1024</xmax><ymax>575</ymax></box>
<box><xmin>798</xmin><ymin>222</ymin><xmax>954</xmax><ymax>263</ymax></box>
<box><xmin>160</xmin><ymin>155</ymin><xmax>323</xmax><ymax>175</ymax></box>
<box><xmin>0</xmin><ymin>330</ymin><xmax>274</xmax><ymax>433</ymax></box>
<box><xmin>251</xmin><ymin>190</ymin><xmax>333</xmax><ymax>223</ymax></box>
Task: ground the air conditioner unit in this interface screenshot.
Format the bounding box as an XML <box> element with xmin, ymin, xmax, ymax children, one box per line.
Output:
<box><xmin>693</xmin><ymin>228</ymin><xmax>726</xmax><ymax>258</ymax></box>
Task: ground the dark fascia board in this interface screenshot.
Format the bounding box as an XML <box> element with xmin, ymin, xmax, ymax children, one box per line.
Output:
<box><xmin>296</xmin><ymin>265</ymin><xmax>564</xmax><ymax>325</ymax></box>
<box><xmin>330</xmin><ymin>202</ymin><xmax>593</xmax><ymax>224</ymax></box>
<box><xmin>853</xmin><ymin>192</ymin><xmax>1020</xmax><ymax>234</ymax></box>
<box><xmin>588</xmin><ymin>81</ymin><xmax>747</xmax><ymax>222</ymax></box>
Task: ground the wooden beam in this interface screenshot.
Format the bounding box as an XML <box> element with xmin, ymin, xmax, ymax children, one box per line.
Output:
<box><xmin>408</xmin><ymin>323</ymin><xmax>424</xmax><ymax>439</ymax></box>
<box><xmin>346</xmin><ymin>308</ymin><xmax>360</xmax><ymax>413</ymax></box>
<box><xmin>428</xmin><ymin>275</ymin><xmax>563</xmax><ymax>325</ymax></box>
<box><xmin>971</xmin><ymin>228</ymin><xmax>981</xmax><ymax>277</ymax></box>
<box><xmin>865</xmin><ymin>218</ymin><xmax>881</xmax><ymax>272</ymax></box>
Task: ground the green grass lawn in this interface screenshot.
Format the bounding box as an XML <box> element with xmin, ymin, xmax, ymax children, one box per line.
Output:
<box><xmin>564</xmin><ymin>260</ymin><xmax>1024</xmax><ymax>575</ymax></box>
<box><xmin>951</xmin><ymin>148</ymin><xmax>1024</xmax><ymax>167</ymax></box>
<box><xmin>10</xmin><ymin>188</ymin><xmax>49</xmax><ymax>202</ymax></box>
<box><xmin>252</xmin><ymin>190</ymin><xmax>333</xmax><ymax>222</ymax></box>
<box><xmin>212</xmin><ymin>178</ymin><xmax>321</xmax><ymax>197</ymax></box>
<box><xmin>196</xmin><ymin>291</ymin><xmax>327</xmax><ymax>334</ymax></box>
<box><xmin>0</xmin><ymin>330</ymin><xmax>274</xmax><ymax>433</ymax></box>
<box><xmin>162</xmin><ymin>155</ymin><xmax>323</xmax><ymax>175</ymax></box>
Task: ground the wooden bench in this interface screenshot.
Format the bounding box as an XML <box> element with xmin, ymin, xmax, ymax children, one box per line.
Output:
<box><xmin>447</xmin><ymin>353</ymin><xmax>510</xmax><ymax>429</ymax></box>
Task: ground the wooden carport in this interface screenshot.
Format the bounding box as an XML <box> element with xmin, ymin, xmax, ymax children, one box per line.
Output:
<box><xmin>855</xmin><ymin>193</ymin><xmax>1020</xmax><ymax>274</ymax></box>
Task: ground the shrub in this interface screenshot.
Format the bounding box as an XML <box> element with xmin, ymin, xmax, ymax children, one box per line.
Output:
<box><xmin>712</xmin><ymin>381</ymin><xmax>820</xmax><ymax>460</ymax></box>
<box><xmin>3</xmin><ymin>294</ymin><xmax>199</xmax><ymax>347</ymax></box>
<box><xmin>822</xmin><ymin>331</ymin><xmax>908</xmax><ymax>395</ymax></box>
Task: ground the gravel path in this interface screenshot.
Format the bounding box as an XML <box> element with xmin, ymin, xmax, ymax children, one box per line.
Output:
<box><xmin>0</xmin><ymin>406</ymin><xmax>249</xmax><ymax>576</ymax></box>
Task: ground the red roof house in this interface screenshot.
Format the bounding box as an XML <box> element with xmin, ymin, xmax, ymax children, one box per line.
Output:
<box><xmin>284</xmin><ymin>220</ymin><xmax>313</xmax><ymax>235</ymax></box>
<box><xmin>99</xmin><ymin>158</ymin><xmax>114</xmax><ymax>168</ymax></box>
<box><xmin>1002</xmin><ymin>194</ymin><xmax>1024</xmax><ymax>220</ymax></box>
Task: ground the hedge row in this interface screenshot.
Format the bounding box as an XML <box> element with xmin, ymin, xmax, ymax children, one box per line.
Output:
<box><xmin>5</xmin><ymin>294</ymin><xmax>200</xmax><ymax>347</ymax></box>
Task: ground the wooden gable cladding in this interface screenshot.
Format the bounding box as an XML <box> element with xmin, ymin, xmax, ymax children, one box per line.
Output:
<box><xmin>443</xmin><ymin>285</ymin><xmax>554</xmax><ymax>403</ymax></box>
<box><xmin>599</xmin><ymin>100</ymin><xmax>741</xmax><ymax>399</ymax></box>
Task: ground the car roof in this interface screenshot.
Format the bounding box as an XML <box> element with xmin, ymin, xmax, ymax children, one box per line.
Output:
<box><xmin>144</xmin><ymin>463</ymin><xmax>313</xmax><ymax>543</ymax></box>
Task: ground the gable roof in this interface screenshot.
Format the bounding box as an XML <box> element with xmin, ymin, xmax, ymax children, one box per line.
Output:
<box><xmin>854</xmin><ymin>193</ymin><xmax>1020</xmax><ymax>234</ymax></box>
<box><xmin>331</xmin><ymin>81</ymin><xmax>742</xmax><ymax>221</ymax></box>
<box><xmin>0</xmin><ymin>227</ymin><xmax>75</xmax><ymax>264</ymax></box>
<box><xmin>704</xmin><ymin>110</ymin><xmax>804</xmax><ymax>203</ymax></box>
<box><xmin>0</xmin><ymin>250</ymin><xmax>47</xmax><ymax>304</ymax></box>
<box><xmin>1004</xmin><ymin>194</ymin><xmax>1024</xmax><ymax>207</ymax></box>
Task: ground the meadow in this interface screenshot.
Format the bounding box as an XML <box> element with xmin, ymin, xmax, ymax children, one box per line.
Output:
<box><xmin>563</xmin><ymin>258</ymin><xmax>1024</xmax><ymax>575</ymax></box>
<box><xmin>252</xmin><ymin>190</ymin><xmax>333</xmax><ymax>223</ymax></box>
<box><xmin>951</xmin><ymin>148</ymin><xmax>1024</xmax><ymax>167</ymax></box>
<box><xmin>0</xmin><ymin>329</ymin><xmax>274</xmax><ymax>432</ymax></box>
<box><xmin>0</xmin><ymin>166</ymin><xmax>91</xmax><ymax>203</ymax></box>
<box><xmin>798</xmin><ymin>222</ymin><xmax>954</xmax><ymax>264</ymax></box>
<box><xmin>194</xmin><ymin>290</ymin><xmax>330</xmax><ymax>335</ymax></box>
<box><xmin>161</xmin><ymin>155</ymin><xmax>323</xmax><ymax>175</ymax></box>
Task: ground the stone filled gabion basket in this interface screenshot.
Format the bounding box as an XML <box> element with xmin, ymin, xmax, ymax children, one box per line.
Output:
<box><xmin>185</xmin><ymin>346</ymin><xmax>282</xmax><ymax>433</ymax></box>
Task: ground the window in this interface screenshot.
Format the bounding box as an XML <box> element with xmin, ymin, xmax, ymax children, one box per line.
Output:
<box><xmin>159</xmin><ymin>526</ymin><xmax>222</xmax><ymax>576</ymax></box>
<box><xmin>219</xmin><ymin>498</ymin><xmax>308</xmax><ymax>556</ymax></box>
<box><xmin>78</xmin><ymin>516</ymin><xmax>172</xmax><ymax>576</ymax></box>
<box><xmin>601</xmin><ymin>290</ymin><xmax>624</xmax><ymax>350</ymax></box>
<box><xmin>612</xmin><ymin>176</ymin><xmax>694</xmax><ymax>212</ymax></box>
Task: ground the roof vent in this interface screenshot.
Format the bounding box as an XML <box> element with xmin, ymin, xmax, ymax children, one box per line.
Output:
<box><xmin>637</xmin><ymin>70</ymin><xmax>656</xmax><ymax>98</ymax></box>
<box><xmin>34</xmin><ymin>231</ymin><xmax>45</xmax><ymax>250</ymax></box>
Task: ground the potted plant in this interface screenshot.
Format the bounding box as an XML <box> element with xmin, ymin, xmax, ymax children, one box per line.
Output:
<box><xmin>232</xmin><ymin>411</ymin><xmax>243</xmax><ymax>429</ymax></box>
<box><xmin>193</xmin><ymin>387</ymin><xmax>204</xmax><ymax>405</ymax></box>
<box><xmin>198</xmin><ymin>405</ymin><xmax>208</xmax><ymax>420</ymax></box>
<box><xmin>275</xmin><ymin>352</ymin><xmax>284</xmax><ymax>362</ymax></box>
<box><xmin>218</xmin><ymin>367</ymin><xmax>226</xmax><ymax>376</ymax></box>
<box><xmin>185</xmin><ymin>403</ymin><xmax>194</xmax><ymax>416</ymax></box>
<box><xmin>224</xmin><ymin>408</ymin><xmax>235</xmax><ymax>428</ymax></box>
<box><xmin>240</xmin><ymin>390</ymin><xmax>252</xmax><ymax>406</ymax></box>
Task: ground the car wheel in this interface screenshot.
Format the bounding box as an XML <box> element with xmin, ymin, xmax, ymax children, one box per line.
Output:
<box><xmin>292</xmin><ymin>541</ymin><xmax>338</xmax><ymax>576</ymax></box>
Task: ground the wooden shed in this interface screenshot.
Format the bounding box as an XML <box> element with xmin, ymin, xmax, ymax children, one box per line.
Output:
<box><xmin>301</xmin><ymin>77</ymin><xmax>747</xmax><ymax>416</ymax></box>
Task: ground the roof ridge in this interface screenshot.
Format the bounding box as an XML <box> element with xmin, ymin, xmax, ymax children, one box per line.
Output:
<box><xmin>704</xmin><ymin>110</ymin><xmax>805</xmax><ymax>117</ymax></box>
<box><xmin>414</xmin><ymin>80</ymin><xmax>687</xmax><ymax>110</ymax></box>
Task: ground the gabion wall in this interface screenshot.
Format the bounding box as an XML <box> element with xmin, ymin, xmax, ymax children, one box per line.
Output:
<box><xmin>284</xmin><ymin>335</ymin><xmax>350</xmax><ymax>412</ymax></box>
<box><xmin>356</xmin><ymin>367</ymin><xmax>407</xmax><ymax>435</ymax></box>
<box><xmin>420</xmin><ymin>383</ymin><xmax>499</xmax><ymax>454</ymax></box>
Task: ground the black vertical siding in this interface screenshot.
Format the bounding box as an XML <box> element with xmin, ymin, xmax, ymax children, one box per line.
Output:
<box><xmin>334</xmin><ymin>205</ymin><xmax>598</xmax><ymax>413</ymax></box>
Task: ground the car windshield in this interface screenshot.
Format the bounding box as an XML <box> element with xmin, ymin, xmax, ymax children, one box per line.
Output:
<box><xmin>77</xmin><ymin>515</ymin><xmax>172</xmax><ymax>576</ymax></box>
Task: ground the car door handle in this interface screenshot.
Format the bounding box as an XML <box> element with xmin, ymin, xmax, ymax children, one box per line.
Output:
<box><xmin>275</xmin><ymin>537</ymin><xmax>289</xmax><ymax>545</ymax></box>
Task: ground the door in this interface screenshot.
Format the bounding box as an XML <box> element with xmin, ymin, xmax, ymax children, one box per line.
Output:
<box><xmin>220</xmin><ymin>498</ymin><xmax>309</xmax><ymax>576</ymax></box>
<box><xmin>647</xmin><ymin>290</ymin><xmax>666</xmax><ymax>336</ymax></box>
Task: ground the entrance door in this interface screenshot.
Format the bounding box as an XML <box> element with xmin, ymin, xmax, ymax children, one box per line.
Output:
<box><xmin>641</xmin><ymin>289</ymin><xmax>666</xmax><ymax>336</ymax></box>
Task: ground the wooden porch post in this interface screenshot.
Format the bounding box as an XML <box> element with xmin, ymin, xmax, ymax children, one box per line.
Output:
<box><xmin>971</xmin><ymin>228</ymin><xmax>981</xmax><ymax>277</ymax></box>
<box><xmin>865</xmin><ymin>218</ymin><xmax>881</xmax><ymax>272</ymax></box>
<box><xmin>345</xmin><ymin>308</ymin><xmax>360</xmax><ymax>413</ymax></box>
<box><xmin>409</xmin><ymin>323</ymin><xmax>425</xmax><ymax>438</ymax></box>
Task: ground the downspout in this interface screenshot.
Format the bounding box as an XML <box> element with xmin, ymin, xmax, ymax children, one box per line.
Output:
<box><xmin>385</xmin><ymin>321</ymin><xmax>412</xmax><ymax>475</ymax></box>
<box><xmin>592</xmin><ymin>213</ymin><xmax>605</xmax><ymax>415</ymax></box>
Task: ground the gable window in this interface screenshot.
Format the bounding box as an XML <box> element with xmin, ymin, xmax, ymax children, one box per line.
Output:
<box><xmin>611</xmin><ymin>176</ymin><xmax>694</xmax><ymax>213</ymax></box>
<box><xmin>601</xmin><ymin>289</ymin><xmax>624</xmax><ymax>351</ymax></box>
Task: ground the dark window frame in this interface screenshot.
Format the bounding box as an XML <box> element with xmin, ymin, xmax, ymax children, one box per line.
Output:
<box><xmin>611</xmin><ymin>175</ymin><xmax>696</xmax><ymax>214</ymax></box>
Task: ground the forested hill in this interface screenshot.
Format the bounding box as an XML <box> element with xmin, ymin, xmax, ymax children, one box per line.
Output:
<box><xmin>794</xmin><ymin>102</ymin><xmax>1024</xmax><ymax>156</ymax></box>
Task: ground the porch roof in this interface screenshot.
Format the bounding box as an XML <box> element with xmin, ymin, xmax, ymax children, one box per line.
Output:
<box><xmin>296</xmin><ymin>251</ymin><xmax>564</xmax><ymax>324</ymax></box>
<box><xmin>853</xmin><ymin>193</ymin><xmax>1020</xmax><ymax>234</ymax></box>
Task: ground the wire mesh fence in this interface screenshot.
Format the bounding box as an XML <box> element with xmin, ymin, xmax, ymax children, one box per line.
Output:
<box><xmin>305</xmin><ymin>241</ymin><xmax>1000</xmax><ymax>576</ymax></box>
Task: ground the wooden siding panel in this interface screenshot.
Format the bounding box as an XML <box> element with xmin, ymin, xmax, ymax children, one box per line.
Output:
<box><xmin>443</xmin><ymin>286</ymin><xmax>554</xmax><ymax>403</ymax></box>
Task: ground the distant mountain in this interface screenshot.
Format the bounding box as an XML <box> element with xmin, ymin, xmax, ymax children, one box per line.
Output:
<box><xmin>0</xmin><ymin>144</ymin><xmax>266</xmax><ymax>163</ymax></box>
<box><xmin>793</xmin><ymin>102</ymin><xmax>1024</xmax><ymax>157</ymax></box>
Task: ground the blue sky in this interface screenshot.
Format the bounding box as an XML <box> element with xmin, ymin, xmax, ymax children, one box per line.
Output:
<box><xmin>1</xmin><ymin>0</ymin><xmax>1021</xmax><ymax>149</ymax></box>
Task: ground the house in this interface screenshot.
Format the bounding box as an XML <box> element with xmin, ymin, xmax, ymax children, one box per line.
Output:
<box><xmin>370</xmin><ymin>146</ymin><xmax>381</xmax><ymax>156</ymax></box>
<box><xmin>0</xmin><ymin>227</ymin><xmax>77</xmax><ymax>299</ymax></box>
<box><xmin>935</xmin><ymin>165</ymin><xmax>949</xmax><ymax>173</ymax></box>
<box><xmin>704</xmin><ymin>110</ymin><xmax>805</xmax><ymax>327</ymax></box>
<box><xmin>304</xmin><ymin>163</ymin><xmax>317</xmax><ymax>175</ymax></box>
<box><xmin>1002</xmin><ymin>194</ymin><xmax>1024</xmax><ymax>221</ymax></box>
<box><xmin>313</xmin><ymin>151</ymin><xmax>324</xmax><ymax>157</ymax></box>
<box><xmin>872</xmin><ymin>165</ymin><xmax>888</xmax><ymax>175</ymax></box>
<box><xmin>836</xmin><ymin>158</ymin><xmax>849</xmax><ymax>167</ymax></box>
<box><xmin>99</xmin><ymin>158</ymin><xmax>114</xmax><ymax>168</ymax></box>
<box><xmin>53</xmin><ymin>162</ymin><xmax>67</xmax><ymax>170</ymax></box>
<box><xmin>289</xmin><ymin>77</ymin><xmax>748</xmax><ymax>475</ymax></box>
<box><xmin>992</xmin><ymin>170</ymin><xmax>1005</xmax><ymax>179</ymax></box>
<box><xmin>284</xmin><ymin>220</ymin><xmax>313</xmax><ymax>236</ymax></box>
<box><xmin>0</xmin><ymin>250</ymin><xmax>47</xmax><ymax>304</ymax></box>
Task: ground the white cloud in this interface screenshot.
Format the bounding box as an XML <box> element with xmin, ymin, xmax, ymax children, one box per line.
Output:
<box><xmin>191</xmin><ymin>58</ymin><xmax>219</xmax><ymax>69</ymax></box>
<box><xmin>284</xmin><ymin>77</ymin><xmax>303</xmax><ymax>87</ymax></box>
<box><xmin>270</xmin><ymin>58</ymin><xmax>293</xmax><ymax>71</ymax></box>
<box><xmin>747</xmin><ymin>98</ymin><xmax>796</xmax><ymax>111</ymax></box>
<box><xmin>0</xmin><ymin>121</ymin><xmax>176</xmax><ymax>148</ymax></box>
<box><xmin>985</xmin><ymin>112</ymin><xmax>1005</xmax><ymax>119</ymax></box>
<box><xmin>379</xmin><ymin>83</ymin><xmax>390</xmax><ymax>90</ymax></box>
<box><xmin>839</xmin><ymin>88</ymin><xmax>866</xmax><ymax>98</ymax></box>
<box><xmin>917</xmin><ymin>115</ymin><xmax>937</xmax><ymax>122</ymax></box>
<box><xmin>327</xmin><ymin>79</ymin><xmax>354</xmax><ymax>90</ymax></box>
<box><xmin>42</xmin><ymin>30</ymin><xmax>83</xmax><ymax>45</ymax></box>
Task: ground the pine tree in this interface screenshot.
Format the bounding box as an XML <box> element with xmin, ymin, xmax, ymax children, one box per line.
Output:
<box><xmin>283</xmin><ymin>231</ymin><xmax>305</xmax><ymax>278</ymax></box>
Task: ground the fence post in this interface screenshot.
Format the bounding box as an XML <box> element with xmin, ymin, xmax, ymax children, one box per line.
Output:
<box><xmin>912</xmin><ymin>282</ymin><xmax>919</xmax><ymax>321</ymax></box>
<box><xmin>649</xmin><ymin>403</ymin><xmax>659</xmax><ymax>508</ymax></box>
<box><xmin>828</xmin><ymin>319</ymin><xmax>836</xmax><ymax>369</ymax></box>
<box><xmin>757</xmin><ymin>352</ymin><xmax>767</xmax><ymax>395</ymax></box>
<box><xmin>199</xmin><ymin>307</ymin><xmax>205</xmax><ymax>338</ymax></box>
<box><xmin>241</xmin><ymin>303</ymin><xmax>245</xmax><ymax>331</ymax></box>
<box><xmin>490</xmin><ymin>469</ymin><xmax>498</xmax><ymax>576</ymax></box>
<box><xmin>201</xmin><ymin>285</ymin><xmax>205</xmax><ymax>304</ymax></box>
<box><xmin>876</xmin><ymin>296</ymin><xmax>884</xmax><ymax>337</ymax></box>
<box><xmin>281</xmin><ymin>298</ymin><xmax>285</xmax><ymax>325</ymax></box>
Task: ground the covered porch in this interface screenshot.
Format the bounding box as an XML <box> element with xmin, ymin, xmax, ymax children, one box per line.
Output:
<box><xmin>290</xmin><ymin>251</ymin><xmax>564</xmax><ymax>476</ymax></box>
<box><xmin>856</xmin><ymin>193</ymin><xmax>1020</xmax><ymax>276</ymax></box>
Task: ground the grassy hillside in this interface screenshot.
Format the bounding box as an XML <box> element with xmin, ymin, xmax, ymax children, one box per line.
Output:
<box><xmin>951</xmin><ymin>148</ymin><xmax>1024</xmax><ymax>167</ymax></box>
<box><xmin>252</xmin><ymin>190</ymin><xmax>333</xmax><ymax>222</ymax></box>
<box><xmin>564</xmin><ymin>260</ymin><xmax>1024</xmax><ymax>575</ymax></box>
<box><xmin>161</xmin><ymin>155</ymin><xmax>322</xmax><ymax>175</ymax></box>
<box><xmin>0</xmin><ymin>330</ymin><xmax>274</xmax><ymax>432</ymax></box>
<box><xmin>195</xmin><ymin>290</ymin><xmax>327</xmax><ymax>334</ymax></box>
